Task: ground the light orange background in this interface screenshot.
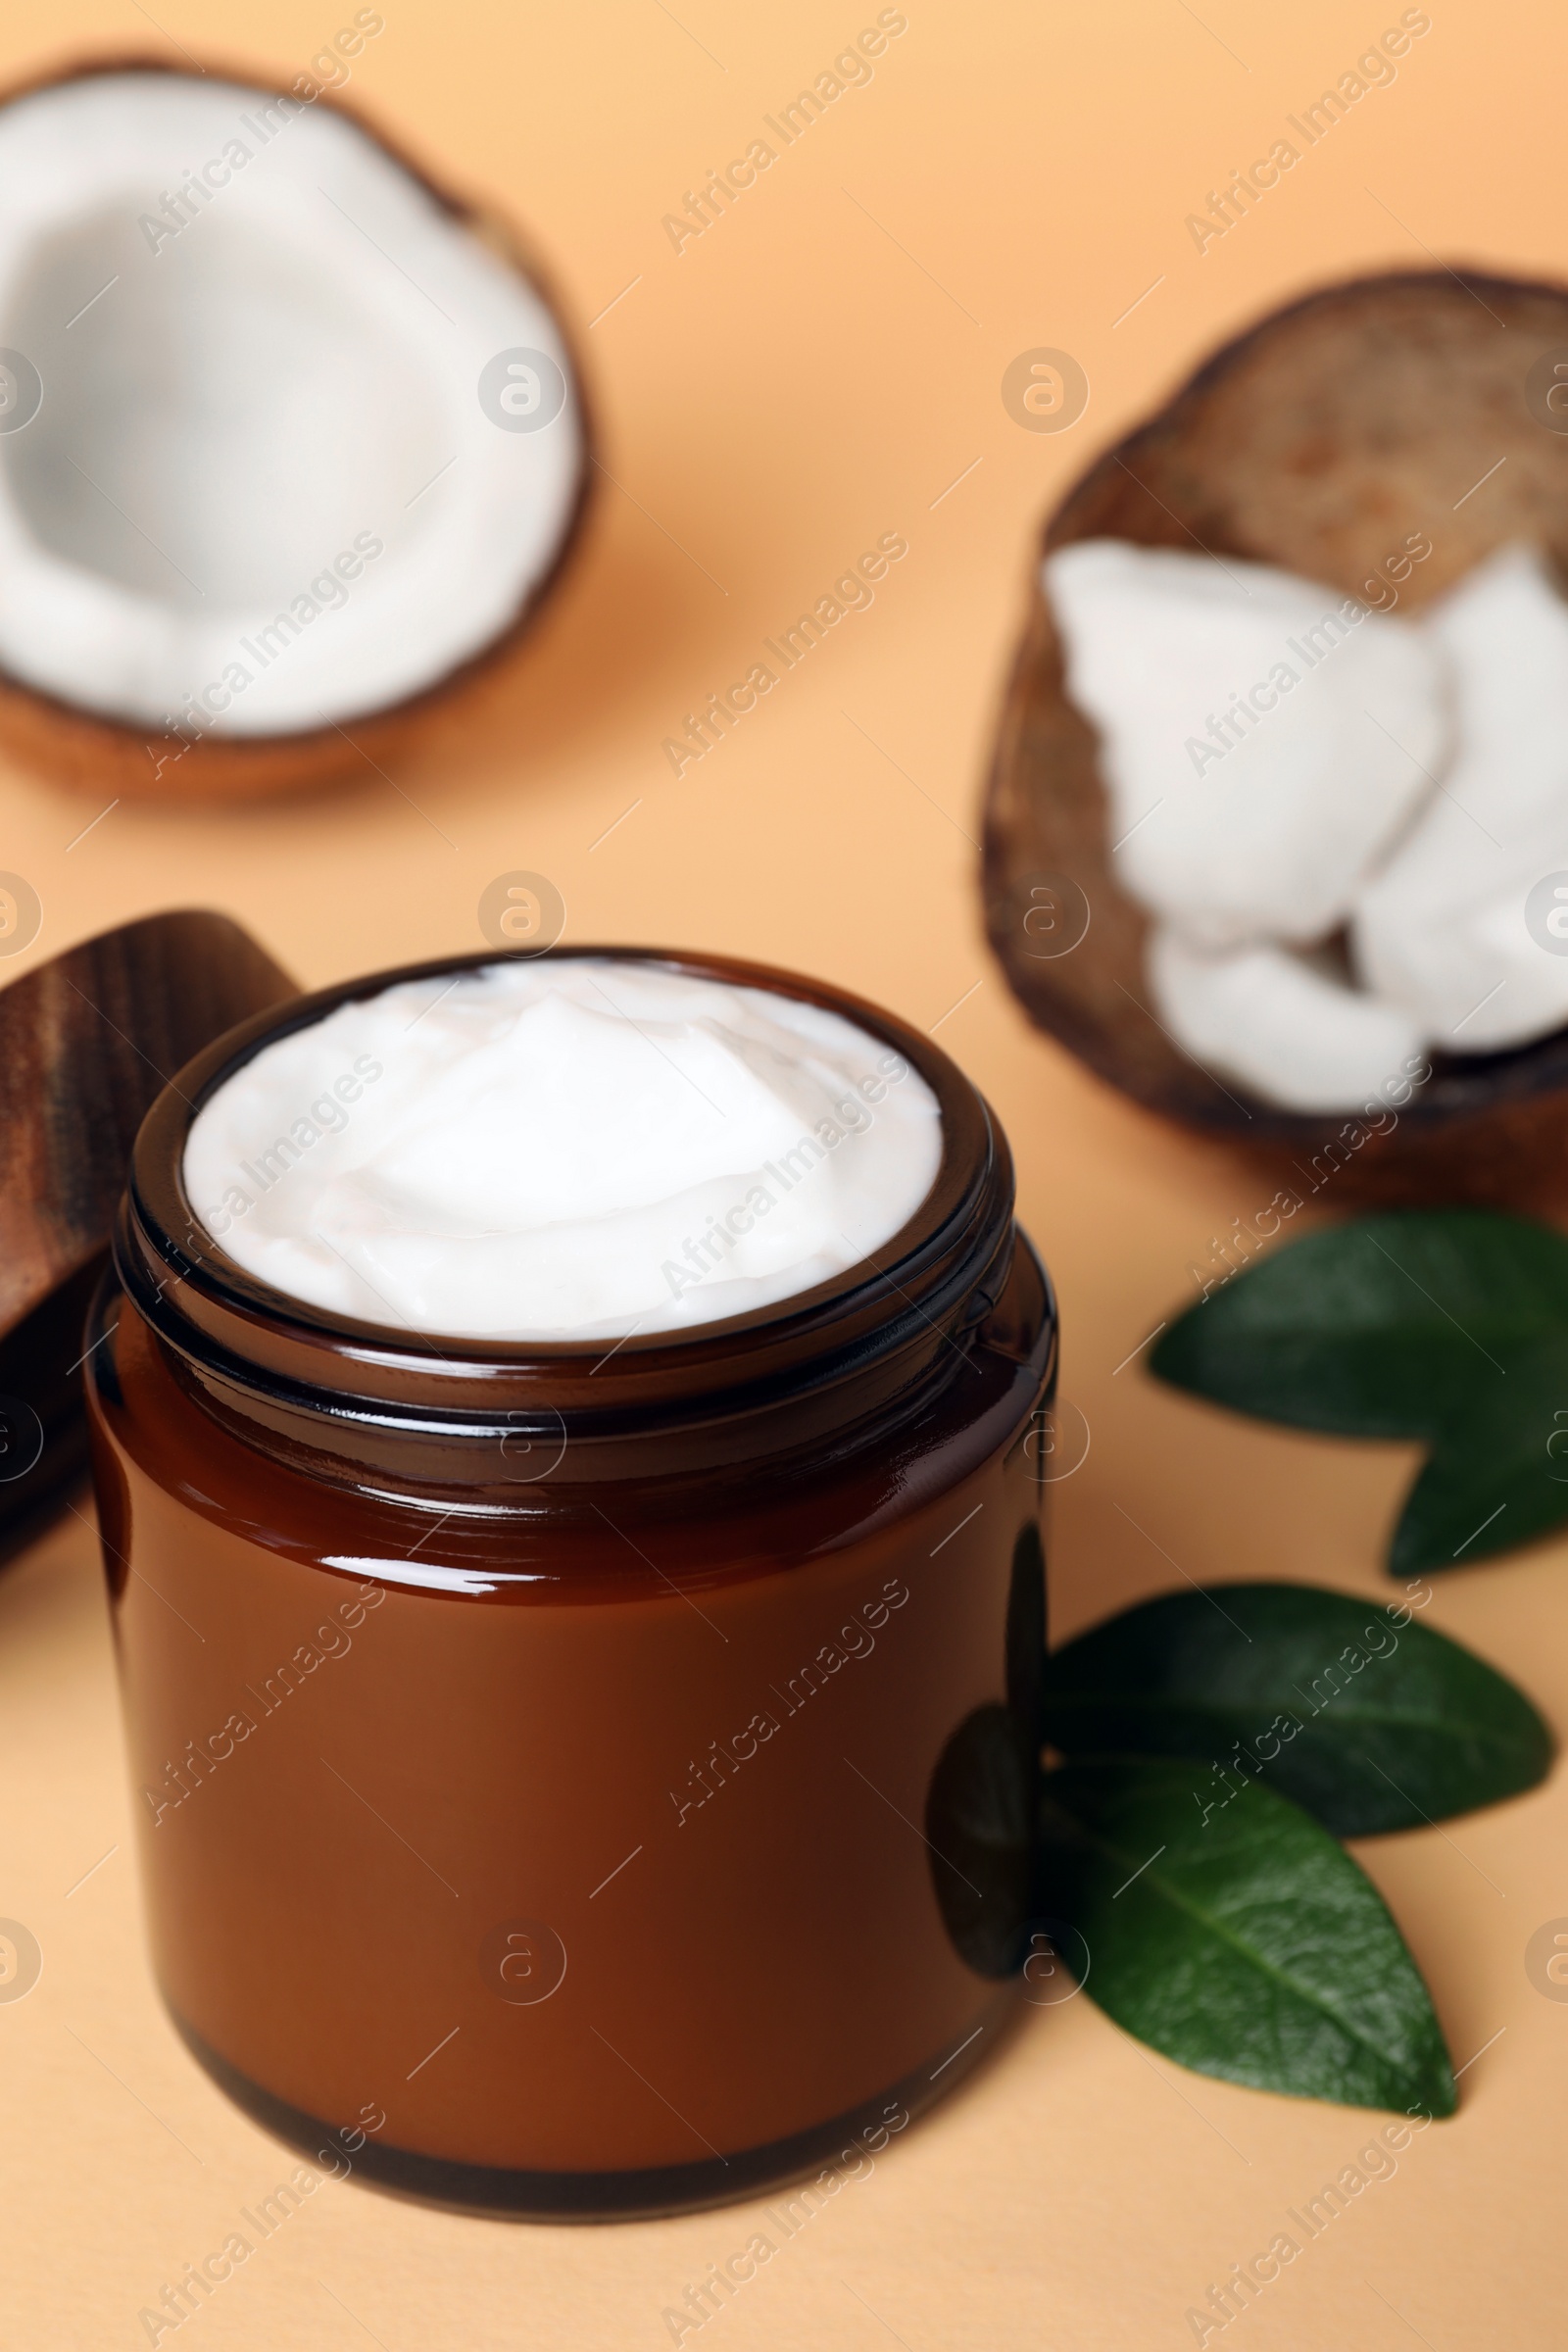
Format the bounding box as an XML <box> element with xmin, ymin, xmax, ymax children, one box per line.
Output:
<box><xmin>2</xmin><ymin>2</ymin><xmax>1565</xmax><ymax>2346</ymax></box>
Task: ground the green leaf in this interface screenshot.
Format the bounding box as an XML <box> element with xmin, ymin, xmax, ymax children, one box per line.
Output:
<box><xmin>1150</xmin><ymin>1210</ymin><xmax>1568</xmax><ymax>1573</ymax></box>
<box><xmin>1041</xmin><ymin>1758</ymin><xmax>1456</xmax><ymax>2116</ymax></box>
<box><xmin>1390</xmin><ymin>1357</ymin><xmax>1568</xmax><ymax>1575</ymax></box>
<box><xmin>1044</xmin><ymin>1583</ymin><xmax>1551</xmax><ymax>1836</ymax></box>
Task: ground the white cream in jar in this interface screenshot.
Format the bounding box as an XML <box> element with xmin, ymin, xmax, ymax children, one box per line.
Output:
<box><xmin>184</xmin><ymin>957</ymin><xmax>944</xmax><ymax>1340</ymax></box>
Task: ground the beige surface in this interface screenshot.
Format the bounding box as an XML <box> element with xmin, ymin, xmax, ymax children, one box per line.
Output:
<box><xmin>2</xmin><ymin>1</ymin><xmax>1566</xmax><ymax>2344</ymax></box>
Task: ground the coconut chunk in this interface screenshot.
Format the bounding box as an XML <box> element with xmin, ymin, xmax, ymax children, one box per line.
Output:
<box><xmin>1352</xmin><ymin>543</ymin><xmax>1568</xmax><ymax>1051</ymax></box>
<box><xmin>1148</xmin><ymin>926</ymin><xmax>1426</xmax><ymax>1113</ymax></box>
<box><xmin>1046</xmin><ymin>540</ymin><xmax>1447</xmax><ymax>951</ymax></box>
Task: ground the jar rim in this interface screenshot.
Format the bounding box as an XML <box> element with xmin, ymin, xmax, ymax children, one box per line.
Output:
<box><xmin>117</xmin><ymin>945</ymin><xmax>1016</xmax><ymax>1435</ymax></box>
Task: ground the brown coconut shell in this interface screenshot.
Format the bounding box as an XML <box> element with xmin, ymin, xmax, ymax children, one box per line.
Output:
<box><xmin>984</xmin><ymin>267</ymin><xmax>1568</xmax><ymax>1208</ymax></box>
<box><xmin>0</xmin><ymin>908</ymin><xmax>294</xmax><ymax>1556</ymax></box>
<box><xmin>0</xmin><ymin>55</ymin><xmax>594</xmax><ymax>803</ymax></box>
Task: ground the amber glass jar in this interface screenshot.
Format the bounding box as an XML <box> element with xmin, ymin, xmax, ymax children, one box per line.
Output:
<box><xmin>85</xmin><ymin>947</ymin><xmax>1055</xmax><ymax>2218</ymax></box>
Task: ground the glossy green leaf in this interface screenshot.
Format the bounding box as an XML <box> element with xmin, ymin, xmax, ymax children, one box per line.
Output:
<box><xmin>1389</xmin><ymin>1359</ymin><xmax>1568</xmax><ymax>1575</ymax></box>
<box><xmin>1150</xmin><ymin>1210</ymin><xmax>1568</xmax><ymax>1573</ymax></box>
<box><xmin>1043</xmin><ymin>1583</ymin><xmax>1551</xmax><ymax>1836</ymax></box>
<box><xmin>1041</xmin><ymin>1759</ymin><xmax>1456</xmax><ymax>2116</ymax></box>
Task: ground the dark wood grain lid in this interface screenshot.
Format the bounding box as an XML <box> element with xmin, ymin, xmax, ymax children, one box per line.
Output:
<box><xmin>0</xmin><ymin>908</ymin><xmax>295</xmax><ymax>1557</ymax></box>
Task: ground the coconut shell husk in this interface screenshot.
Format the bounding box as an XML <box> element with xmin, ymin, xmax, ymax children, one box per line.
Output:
<box><xmin>983</xmin><ymin>268</ymin><xmax>1568</xmax><ymax>1207</ymax></box>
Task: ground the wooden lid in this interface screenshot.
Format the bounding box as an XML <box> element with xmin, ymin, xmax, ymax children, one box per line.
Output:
<box><xmin>0</xmin><ymin>908</ymin><xmax>294</xmax><ymax>1557</ymax></box>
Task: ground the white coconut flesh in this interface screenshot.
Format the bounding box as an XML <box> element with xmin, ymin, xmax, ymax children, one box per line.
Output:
<box><xmin>0</xmin><ymin>71</ymin><xmax>583</xmax><ymax>736</ymax></box>
<box><xmin>1353</xmin><ymin>544</ymin><xmax>1568</xmax><ymax>1052</ymax></box>
<box><xmin>1046</xmin><ymin>537</ymin><xmax>1568</xmax><ymax>1113</ymax></box>
<box><xmin>1045</xmin><ymin>539</ymin><xmax>1446</xmax><ymax>951</ymax></box>
<box><xmin>1148</xmin><ymin>932</ymin><xmax>1424</xmax><ymax>1116</ymax></box>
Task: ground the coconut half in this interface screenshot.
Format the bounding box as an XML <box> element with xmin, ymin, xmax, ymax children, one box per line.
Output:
<box><xmin>0</xmin><ymin>60</ymin><xmax>590</xmax><ymax>796</ymax></box>
<box><xmin>984</xmin><ymin>270</ymin><xmax>1568</xmax><ymax>1207</ymax></box>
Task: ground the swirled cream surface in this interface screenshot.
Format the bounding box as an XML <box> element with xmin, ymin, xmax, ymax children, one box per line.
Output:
<box><xmin>184</xmin><ymin>958</ymin><xmax>943</xmax><ymax>1340</ymax></box>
